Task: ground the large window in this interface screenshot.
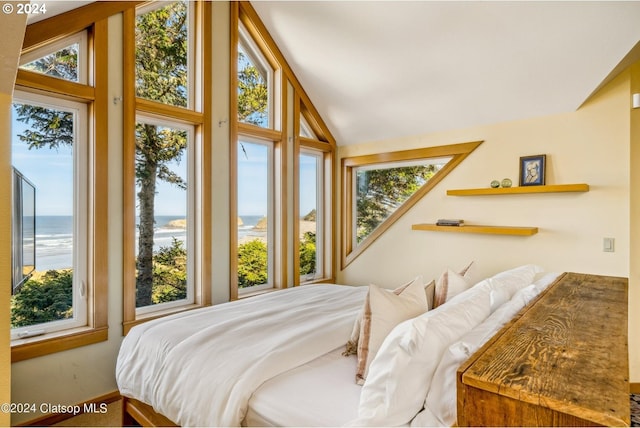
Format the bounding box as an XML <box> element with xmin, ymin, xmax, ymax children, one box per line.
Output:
<box><xmin>135</xmin><ymin>1</ymin><xmax>192</xmax><ymax>108</ymax></box>
<box><xmin>353</xmin><ymin>159</ymin><xmax>449</xmax><ymax>244</ymax></box>
<box><xmin>134</xmin><ymin>119</ymin><xmax>195</xmax><ymax>313</ymax></box>
<box><xmin>232</xmin><ymin>4</ymin><xmax>337</xmax><ymax>294</ymax></box>
<box><xmin>299</xmin><ymin>150</ymin><xmax>324</xmax><ymax>282</ymax></box>
<box><xmin>237</xmin><ymin>139</ymin><xmax>274</xmax><ymax>292</ymax></box>
<box><xmin>294</xmin><ymin>98</ymin><xmax>334</xmax><ymax>285</ymax></box>
<box><xmin>341</xmin><ymin>142</ymin><xmax>483</xmax><ymax>268</ymax></box>
<box><xmin>19</xmin><ymin>32</ymin><xmax>88</xmax><ymax>84</ymax></box>
<box><xmin>124</xmin><ymin>1</ymin><xmax>210</xmax><ymax>331</ymax></box>
<box><xmin>10</xmin><ymin>93</ymin><xmax>88</xmax><ymax>338</ymax></box>
<box><xmin>232</xmin><ymin>4</ymin><xmax>284</xmax><ymax>298</ymax></box>
<box><xmin>237</xmin><ymin>23</ymin><xmax>273</xmax><ymax>129</ymax></box>
<box><xmin>11</xmin><ymin>15</ymin><xmax>109</xmax><ymax>361</ymax></box>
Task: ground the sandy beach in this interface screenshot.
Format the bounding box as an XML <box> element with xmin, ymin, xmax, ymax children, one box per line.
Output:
<box><xmin>238</xmin><ymin>220</ymin><xmax>316</xmax><ymax>245</ymax></box>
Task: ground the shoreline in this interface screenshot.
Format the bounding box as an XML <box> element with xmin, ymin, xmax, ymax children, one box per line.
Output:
<box><xmin>238</xmin><ymin>220</ymin><xmax>316</xmax><ymax>245</ymax></box>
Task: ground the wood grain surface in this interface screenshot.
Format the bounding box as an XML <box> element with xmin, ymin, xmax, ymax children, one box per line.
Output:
<box><xmin>458</xmin><ymin>272</ymin><xmax>629</xmax><ymax>427</ymax></box>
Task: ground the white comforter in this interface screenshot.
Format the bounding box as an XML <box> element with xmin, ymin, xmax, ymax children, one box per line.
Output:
<box><xmin>116</xmin><ymin>284</ymin><xmax>367</xmax><ymax>427</ymax></box>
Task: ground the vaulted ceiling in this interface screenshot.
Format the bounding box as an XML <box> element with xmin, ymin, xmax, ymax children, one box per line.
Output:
<box><xmin>251</xmin><ymin>1</ymin><xmax>640</xmax><ymax>145</ymax></box>
<box><xmin>28</xmin><ymin>1</ymin><xmax>640</xmax><ymax>147</ymax></box>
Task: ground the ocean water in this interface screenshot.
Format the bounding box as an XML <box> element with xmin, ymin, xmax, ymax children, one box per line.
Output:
<box><xmin>36</xmin><ymin>216</ymin><xmax>73</xmax><ymax>271</ymax></box>
<box><xmin>33</xmin><ymin>215</ymin><xmax>266</xmax><ymax>271</ymax></box>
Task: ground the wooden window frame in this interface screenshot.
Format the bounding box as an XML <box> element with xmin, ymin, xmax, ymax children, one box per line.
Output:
<box><xmin>231</xmin><ymin>2</ymin><xmax>338</xmax><ymax>297</ymax></box>
<box><xmin>293</xmin><ymin>96</ymin><xmax>334</xmax><ymax>285</ymax></box>
<box><xmin>230</xmin><ymin>2</ymin><xmax>287</xmax><ymax>300</ymax></box>
<box><xmin>19</xmin><ymin>31</ymin><xmax>89</xmax><ymax>84</ymax></box>
<box><xmin>236</xmin><ymin>137</ymin><xmax>277</xmax><ymax>295</ymax></box>
<box><xmin>11</xmin><ymin>90</ymin><xmax>90</xmax><ymax>338</ymax></box>
<box><xmin>122</xmin><ymin>1</ymin><xmax>212</xmax><ymax>334</ymax></box>
<box><xmin>11</xmin><ymin>14</ymin><xmax>112</xmax><ymax>362</ymax></box>
<box><xmin>341</xmin><ymin>141</ymin><xmax>483</xmax><ymax>269</ymax></box>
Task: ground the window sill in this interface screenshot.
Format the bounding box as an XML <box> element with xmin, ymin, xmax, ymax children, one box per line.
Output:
<box><xmin>123</xmin><ymin>303</ymin><xmax>208</xmax><ymax>335</ymax></box>
<box><xmin>300</xmin><ymin>277</ymin><xmax>335</xmax><ymax>285</ymax></box>
<box><xmin>237</xmin><ymin>287</ymin><xmax>278</xmax><ymax>300</ymax></box>
<box><xmin>11</xmin><ymin>326</ymin><xmax>108</xmax><ymax>363</ymax></box>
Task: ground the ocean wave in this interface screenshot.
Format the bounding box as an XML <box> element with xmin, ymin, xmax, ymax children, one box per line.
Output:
<box><xmin>37</xmin><ymin>237</ymin><xmax>73</xmax><ymax>249</ymax></box>
<box><xmin>36</xmin><ymin>233</ymin><xmax>73</xmax><ymax>239</ymax></box>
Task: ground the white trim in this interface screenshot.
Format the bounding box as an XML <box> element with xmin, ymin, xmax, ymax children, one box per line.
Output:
<box><xmin>237</xmin><ymin>138</ymin><xmax>275</xmax><ymax>295</ymax></box>
<box><xmin>134</xmin><ymin>116</ymin><xmax>196</xmax><ymax>316</ymax></box>
<box><xmin>299</xmin><ymin>116</ymin><xmax>315</xmax><ymax>139</ymax></box>
<box><xmin>299</xmin><ymin>149</ymin><xmax>324</xmax><ymax>282</ymax></box>
<box><xmin>238</xmin><ymin>22</ymin><xmax>274</xmax><ymax>129</ymax></box>
<box><xmin>19</xmin><ymin>31</ymin><xmax>88</xmax><ymax>85</ymax></box>
<box><xmin>135</xmin><ymin>1</ymin><xmax>194</xmax><ymax>109</ymax></box>
<box><xmin>10</xmin><ymin>91</ymin><xmax>89</xmax><ymax>340</ymax></box>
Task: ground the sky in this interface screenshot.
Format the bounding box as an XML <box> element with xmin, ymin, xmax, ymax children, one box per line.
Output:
<box><xmin>12</xmin><ymin>107</ymin><xmax>319</xmax><ymax>219</ymax></box>
<box><xmin>237</xmin><ymin>140</ymin><xmax>318</xmax><ymax>217</ymax></box>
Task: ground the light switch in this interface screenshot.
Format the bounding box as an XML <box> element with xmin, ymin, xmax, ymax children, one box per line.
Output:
<box><xmin>603</xmin><ymin>237</ymin><xmax>615</xmax><ymax>252</ymax></box>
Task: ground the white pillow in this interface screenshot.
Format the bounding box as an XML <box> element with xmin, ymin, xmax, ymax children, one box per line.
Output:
<box><xmin>355</xmin><ymin>276</ymin><xmax>428</xmax><ymax>385</ymax></box>
<box><xmin>353</xmin><ymin>286</ymin><xmax>491</xmax><ymax>427</ymax></box>
<box><xmin>533</xmin><ymin>272</ymin><xmax>561</xmax><ymax>293</ymax></box>
<box><xmin>421</xmin><ymin>283</ymin><xmax>542</xmax><ymax>426</ymax></box>
<box><xmin>485</xmin><ymin>264</ymin><xmax>543</xmax><ymax>299</ymax></box>
<box><xmin>489</xmin><ymin>287</ymin><xmax>510</xmax><ymax>312</ymax></box>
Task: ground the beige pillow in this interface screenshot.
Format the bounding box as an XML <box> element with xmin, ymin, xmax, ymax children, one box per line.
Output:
<box><xmin>433</xmin><ymin>261</ymin><xmax>475</xmax><ymax>308</ymax></box>
<box><xmin>355</xmin><ymin>276</ymin><xmax>429</xmax><ymax>385</ymax></box>
<box><xmin>425</xmin><ymin>279</ymin><xmax>436</xmax><ymax>310</ymax></box>
<box><xmin>344</xmin><ymin>278</ymin><xmax>435</xmax><ymax>356</ymax></box>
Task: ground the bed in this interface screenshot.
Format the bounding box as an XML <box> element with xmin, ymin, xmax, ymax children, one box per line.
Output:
<box><xmin>116</xmin><ymin>265</ymin><xmax>561</xmax><ymax>427</ymax></box>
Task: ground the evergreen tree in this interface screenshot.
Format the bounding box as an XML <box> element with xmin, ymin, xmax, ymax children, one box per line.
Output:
<box><xmin>21</xmin><ymin>45</ymin><xmax>78</xmax><ymax>81</ymax></box>
<box><xmin>134</xmin><ymin>1</ymin><xmax>188</xmax><ymax>306</ymax></box>
<box><xmin>237</xmin><ymin>240</ymin><xmax>268</xmax><ymax>288</ymax></box>
<box><xmin>11</xmin><ymin>270</ymin><xmax>73</xmax><ymax>328</ymax></box>
<box><xmin>13</xmin><ymin>1</ymin><xmax>190</xmax><ymax>309</ymax></box>
<box><xmin>237</xmin><ymin>51</ymin><xmax>268</xmax><ymax>126</ymax></box>
<box><xmin>356</xmin><ymin>165</ymin><xmax>438</xmax><ymax>242</ymax></box>
<box><xmin>152</xmin><ymin>238</ymin><xmax>187</xmax><ymax>303</ymax></box>
<box><xmin>299</xmin><ymin>232</ymin><xmax>316</xmax><ymax>277</ymax></box>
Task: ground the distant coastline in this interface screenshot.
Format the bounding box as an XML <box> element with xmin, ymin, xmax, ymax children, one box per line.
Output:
<box><xmin>31</xmin><ymin>215</ymin><xmax>315</xmax><ymax>271</ymax></box>
<box><xmin>32</xmin><ymin>215</ymin><xmax>277</xmax><ymax>270</ymax></box>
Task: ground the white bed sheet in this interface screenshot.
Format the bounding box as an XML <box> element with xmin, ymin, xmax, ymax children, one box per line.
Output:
<box><xmin>117</xmin><ymin>284</ymin><xmax>368</xmax><ymax>427</ymax></box>
<box><xmin>245</xmin><ymin>347</ymin><xmax>361</xmax><ymax>427</ymax></box>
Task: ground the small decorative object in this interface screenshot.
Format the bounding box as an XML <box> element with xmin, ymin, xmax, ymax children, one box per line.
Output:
<box><xmin>436</xmin><ymin>219</ymin><xmax>464</xmax><ymax>226</ymax></box>
<box><xmin>501</xmin><ymin>178</ymin><xmax>512</xmax><ymax>188</ymax></box>
<box><xmin>519</xmin><ymin>154</ymin><xmax>546</xmax><ymax>186</ymax></box>
<box><xmin>490</xmin><ymin>180</ymin><xmax>500</xmax><ymax>188</ymax></box>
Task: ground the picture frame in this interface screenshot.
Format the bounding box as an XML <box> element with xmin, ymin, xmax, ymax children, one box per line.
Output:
<box><xmin>519</xmin><ymin>154</ymin><xmax>546</xmax><ymax>186</ymax></box>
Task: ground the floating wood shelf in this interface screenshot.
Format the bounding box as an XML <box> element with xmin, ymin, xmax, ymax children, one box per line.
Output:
<box><xmin>446</xmin><ymin>183</ymin><xmax>589</xmax><ymax>196</ymax></box>
<box><xmin>412</xmin><ymin>223</ymin><xmax>538</xmax><ymax>236</ymax></box>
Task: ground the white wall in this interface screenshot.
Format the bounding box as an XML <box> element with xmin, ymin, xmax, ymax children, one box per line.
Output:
<box><xmin>210</xmin><ymin>2</ymin><xmax>232</xmax><ymax>305</ymax></box>
<box><xmin>337</xmin><ymin>69</ymin><xmax>635</xmax><ymax>379</ymax></box>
